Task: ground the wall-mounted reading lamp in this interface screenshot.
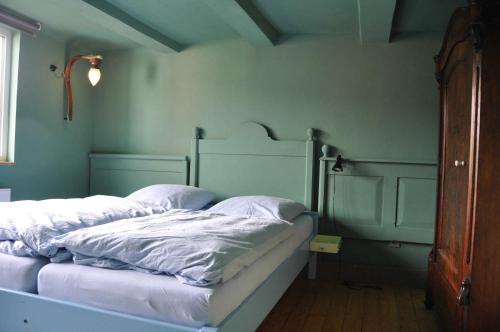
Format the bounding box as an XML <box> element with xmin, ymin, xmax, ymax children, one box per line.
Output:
<box><xmin>63</xmin><ymin>55</ymin><xmax>103</xmax><ymax>121</ymax></box>
<box><xmin>332</xmin><ymin>155</ymin><xmax>344</xmax><ymax>172</ymax></box>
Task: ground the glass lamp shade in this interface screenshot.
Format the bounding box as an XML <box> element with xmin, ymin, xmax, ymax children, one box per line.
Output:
<box><xmin>88</xmin><ymin>67</ymin><xmax>101</xmax><ymax>86</ymax></box>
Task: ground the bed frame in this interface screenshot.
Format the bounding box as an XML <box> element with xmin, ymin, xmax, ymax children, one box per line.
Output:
<box><xmin>89</xmin><ymin>153</ymin><xmax>189</xmax><ymax>196</ymax></box>
<box><xmin>0</xmin><ymin>123</ymin><xmax>317</xmax><ymax>332</ymax></box>
<box><xmin>190</xmin><ymin>123</ymin><xmax>315</xmax><ymax>206</ymax></box>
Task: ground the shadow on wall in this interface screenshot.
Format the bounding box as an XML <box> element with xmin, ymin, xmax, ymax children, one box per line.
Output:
<box><xmin>332</xmin><ymin>237</ymin><xmax>431</xmax><ymax>287</ymax></box>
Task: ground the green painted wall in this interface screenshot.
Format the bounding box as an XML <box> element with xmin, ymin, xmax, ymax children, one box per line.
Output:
<box><xmin>92</xmin><ymin>35</ymin><xmax>440</xmax><ymax>163</ymax></box>
<box><xmin>91</xmin><ymin>35</ymin><xmax>442</xmax><ymax>279</ymax></box>
<box><xmin>0</xmin><ymin>34</ymin><xmax>93</xmax><ymax>200</ymax></box>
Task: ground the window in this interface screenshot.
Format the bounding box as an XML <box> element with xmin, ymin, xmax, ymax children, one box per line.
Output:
<box><xmin>0</xmin><ymin>24</ymin><xmax>12</xmax><ymax>162</ymax></box>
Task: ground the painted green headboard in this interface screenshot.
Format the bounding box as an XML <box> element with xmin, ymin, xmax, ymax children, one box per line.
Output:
<box><xmin>89</xmin><ymin>154</ymin><xmax>188</xmax><ymax>197</ymax></box>
<box><xmin>317</xmin><ymin>145</ymin><xmax>437</xmax><ymax>244</ymax></box>
<box><xmin>190</xmin><ymin>123</ymin><xmax>316</xmax><ymax>210</ymax></box>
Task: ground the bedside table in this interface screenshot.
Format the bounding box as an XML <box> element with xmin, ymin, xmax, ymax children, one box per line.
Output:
<box><xmin>310</xmin><ymin>235</ymin><xmax>342</xmax><ymax>253</ymax></box>
<box><xmin>308</xmin><ymin>234</ymin><xmax>342</xmax><ymax>279</ymax></box>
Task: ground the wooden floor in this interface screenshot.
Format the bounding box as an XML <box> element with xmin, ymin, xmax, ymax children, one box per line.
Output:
<box><xmin>257</xmin><ymin>261</ymin><xmax>441</xmax><ymax>332</ymax></box>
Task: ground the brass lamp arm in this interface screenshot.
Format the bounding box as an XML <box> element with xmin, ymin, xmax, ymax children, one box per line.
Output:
<box><xmin>64</xmin><ymin>54</ymin><xmax>102</xmax><ymax>121</ymax></box>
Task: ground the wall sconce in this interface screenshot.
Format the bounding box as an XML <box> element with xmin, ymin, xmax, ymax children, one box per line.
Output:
<box><xmin>63</xmin><ymin>54</ymin><xmax>103</xmax><ymax>121</ymax></box>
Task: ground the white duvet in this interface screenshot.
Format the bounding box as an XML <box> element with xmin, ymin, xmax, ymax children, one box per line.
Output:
<box><xmin>0</xmin><ymin>196</ymin><xmax>166</xmax><ymax>258</ymax></box>
<box><xmin>52</xmin><ymin>209</ymin><xmax>294</xmax><ymax>286</ymax></box>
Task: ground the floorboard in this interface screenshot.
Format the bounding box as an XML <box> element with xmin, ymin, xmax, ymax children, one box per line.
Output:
<box><xmin>257</xmin><ymin>260</ymin><xmax>441</xmax><ymax>332</ymax></box>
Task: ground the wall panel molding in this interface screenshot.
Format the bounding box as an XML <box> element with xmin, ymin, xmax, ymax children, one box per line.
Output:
<box><xmin>318</xmin><ymin>151</ymin><xmax>437</xmax><ymax>244</ymax></box>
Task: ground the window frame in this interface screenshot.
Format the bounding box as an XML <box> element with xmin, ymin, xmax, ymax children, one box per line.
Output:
<box><xmin>0</xmin><ymin>24</ymin><xmax>12</xmax><ymax>162</ymax></box>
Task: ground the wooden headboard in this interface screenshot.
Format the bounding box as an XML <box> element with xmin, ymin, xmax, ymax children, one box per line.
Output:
<box><xmin>317</xmin><ymin>145</ymin><xmax>437</xmax><ymax>244</ymax></box>
<box><xmin>189</xmin><ymin>123</ymin><xmax>316</xmax><ymax>210</ymax></box>
<box><xmin>89</xmin><ymin>154</ymin><xmax>188</xmax><ymax>196</ymax></box>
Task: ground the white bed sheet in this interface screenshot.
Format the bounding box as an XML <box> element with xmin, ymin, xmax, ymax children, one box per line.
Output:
<box><xmin>38</xmin><ymin>214</ymin><xmax>313</xmax><ymax>327</ymax></box>
<box><xmin>0</xmin><ymin>253</ymin><xmax>48</xmax><ymax>292</ymax></box>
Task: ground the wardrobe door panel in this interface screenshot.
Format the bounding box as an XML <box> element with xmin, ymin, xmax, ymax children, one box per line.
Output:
<box><xmin>436</xmin><ymin>44</ymin><xmax>473</xmax><ymax>293</ymax></box>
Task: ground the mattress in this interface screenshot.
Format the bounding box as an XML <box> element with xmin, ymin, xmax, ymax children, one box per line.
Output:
<box><xmin>0</xmin><ymin>253</ymin><xmax>49</xmax><ymax>292</ymax></box>
<box><xmin>38</xmin><ymin>214</ymin><xmax>313</xmax><ymax>327</ymax></box>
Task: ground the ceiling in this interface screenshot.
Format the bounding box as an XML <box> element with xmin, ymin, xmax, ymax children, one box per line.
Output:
<box><xmin>0</xmin><ymin>0</ymin><xmax>466</xmax><ymax>53</ymax></box>
<box><xmin>107</xmin><ymin>0</ymin><xmax>239</xmax><ymax>45</ymax></box>
<box><xmin>255</xmin><ymin>0</ymin><xmax>359</xmax><ymax>36</ymax></box>
<box><xmin>392</xmin><ymin>0</ymin><xmax>467</xmax><ymax>38</ymax></box>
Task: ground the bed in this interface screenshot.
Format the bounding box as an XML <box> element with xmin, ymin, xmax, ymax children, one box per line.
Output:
<box><xmin>38</xmin><ymin>214</ymin><xmax>314</xmax><ymax>327</ymax></box>
<box><xmin>0</xmin><ymin>154</ymin><xmax>188</xmax><ymax>293</ymax></box>
<box><xmin>0</xmin><ymin>254</ymin><xmax>48</xmax><ymax>293</ymax></box>
<box><xmin>0</xmin><ymin>123</ymin><xmax>317</xmax><ymax>332</ymax></box>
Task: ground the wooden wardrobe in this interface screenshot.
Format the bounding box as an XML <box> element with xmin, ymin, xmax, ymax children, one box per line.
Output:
<box><xmin>427</xmin><ymin>1</ymin><xmax>500</xmax><ymax>331</ymax></box>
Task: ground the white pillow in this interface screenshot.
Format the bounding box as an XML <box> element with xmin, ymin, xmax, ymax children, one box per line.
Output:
<box><xmin>207</xmin><ymin>195</ymin><xmax>305</xmax><ymax>221</ymax></box>
<box><xmin>127</xmin><ymin>184</ymin><xmax>214</xmax><ymax>210</ymax></box>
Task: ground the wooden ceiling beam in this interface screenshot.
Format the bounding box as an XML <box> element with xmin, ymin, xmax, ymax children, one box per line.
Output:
<box><xmin>389</xmin><ymin>0</ymin><xmax>403</xmax><ymax>42</ymax></box>
<box><xmin>77</xmin><ymin>0</ymin><xmax>183</xmax><ymax>52</ymax></box>
<box><xmin>204</xmin><ymin>0</ymin><xmax>280</xmax><ymax>47</ymax></box>
<box><xmin>357</xmin><ymin>0</ymin><xmax>397</xmax><ymax>45</ymax></box>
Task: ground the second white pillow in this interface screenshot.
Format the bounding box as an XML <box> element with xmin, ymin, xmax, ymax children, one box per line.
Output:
<box><xmin>207</xmin><ymin>195</ymin><xmax>305</xmax><ymax>222</ymax></box>
<box><xmin>127</xmin><ymin>184</ymin><xmax>214</xmax><ymax>210</ymax></box>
